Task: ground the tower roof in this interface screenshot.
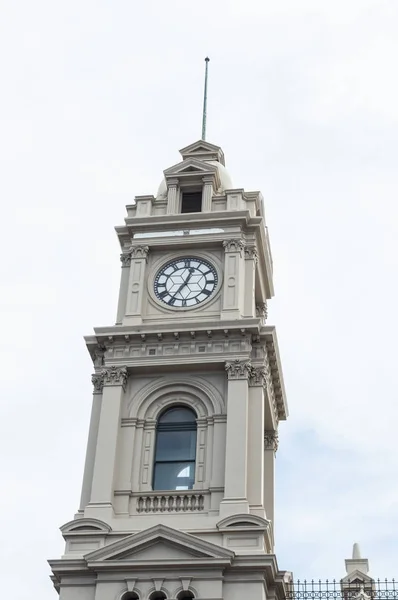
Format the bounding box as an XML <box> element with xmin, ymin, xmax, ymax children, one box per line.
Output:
<box><xmin>342</xmin><ymin>542</ymin><xmax>370</xmax><ymax>582</ymax></box>
<box><xmin>156</xmin><ymin>140</ymin><xmax>233</xmax><ymax>199</ymax></box>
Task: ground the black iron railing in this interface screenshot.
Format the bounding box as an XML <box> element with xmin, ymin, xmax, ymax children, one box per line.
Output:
<box><xmin>285</xmin><ymin>580</ymin><xmax>398</xmax><ymax>600</ymax></box>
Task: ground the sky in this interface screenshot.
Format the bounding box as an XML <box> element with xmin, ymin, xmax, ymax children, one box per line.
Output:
<box><xmin>0</xmin><ymin>0</ymin><xmax>397</xmax><ymax>597</ymax></box>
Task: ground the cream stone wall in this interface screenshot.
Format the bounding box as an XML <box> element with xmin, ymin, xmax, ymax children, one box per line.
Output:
<box><xmin>49</xmin><ymin>140</ymin><xmax>290</xmax><ymax>600</ymax></box>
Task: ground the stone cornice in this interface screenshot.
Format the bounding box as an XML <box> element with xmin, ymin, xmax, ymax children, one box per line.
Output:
<box><xmin>225</xmin><ymin>359</ymin><xmax>252</xmax><ymax>380</ymax></box>
<box><xmin>266</xmin><ymin>341</ymin><xmax>286</xmax><ymax>421</ymax></box>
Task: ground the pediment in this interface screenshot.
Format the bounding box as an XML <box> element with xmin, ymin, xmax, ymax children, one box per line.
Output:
<box><xmin>179</xmin><ymin>140</ymin><xmax>225</xmax><ymax>166</ymax></box>
<box><xmin>163</xmin><ymin>158</ymin><xmax>218</xmax><ymax>178</ymax></box>
<box><xmin>85</xmin><ymin>524</ymin><xmax>234</xmax><ymax>563</ymax></box>
<box><xmin>341</xmin><ymin>570</ymin><xmax>373</xmax><ymax>584</ymax></box>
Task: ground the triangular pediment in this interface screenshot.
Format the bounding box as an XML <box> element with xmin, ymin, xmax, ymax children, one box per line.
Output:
<box><xmin>85</xmin><ymin>524</ymin><xmax>234</xmax><ymax>564</ymax></box>
<box><xmin>163</xmin><ymin>158</ymin><xmax>218</xmax><ymax>178</ymax></box>
<box><xmin>179</xmin><ymin>140</ymin><xmax>225</xmax><ymax>166</ymax></box>
<box><xmin>341</xmin><ymin>570</ymin><xmax>373</xmax><ymax>584</ymax></box>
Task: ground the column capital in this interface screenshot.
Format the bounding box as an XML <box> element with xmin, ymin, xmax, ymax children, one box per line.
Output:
<box><xmin>264</xmin><ymin>430</ymin><xmax>279</xmax><ymax>453</ymax></box>
<box><xmin>249</xmin><ymin>365</ymin><xmax>267</xmax><ymax>387</ymax></box>
<box><xmin>101</xmin><ymin>366</ymin><xmax>129</xmax><ymax>390</ymax></box>
<box><xmin>167</xmin><ymin>178</ymin><xmax>179</xmax><ymax>187</ymax></box>
<box><xmin>256</xmin><ymin>301</ymin><xmax>268</xmax><ymax>321</ymax></box>
<box><xmin>91</xmin><ymin>372</ymin><xmax>104</xmax><ymax>394</ymax></box>
<box><xmin>202</xmin><ymin>175</ymin><xmax>214</xmax><ymax>184</ymax></box>
<box><xmin>129</xmin><ymin>245</ymin><xmax>150</xmax><ymax>260</ymax></box>
<box><xmin>225</xmin><ymin>359</ymin><xmax>252</xmax><ymax>380</ymax></box>
<box><xmin>223</xmin><ymin>239</ymin><xmax>245</xmax><ymax>254</ymax></box>
<box><xmin>120</xmin><ymin>252</ymin><xmax>132</xmax><ymax>267</ymax></box>
<box><xmin>244</xmin><ymin>245</ymin><xmax>259</xmax><ymax>263</ymax></box>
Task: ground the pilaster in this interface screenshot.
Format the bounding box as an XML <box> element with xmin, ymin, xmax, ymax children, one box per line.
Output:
<box><xmin>87</xmin><ymin>366</ymin><xmax>128</xmax><ymax>520</ymax></box>
<box><xmin>125</xmin><ymin>245</ymin><xmax>149</xmax><ymax>324</ymax></box>
<box><xmin>202</xmin><ymin>175</ymin><xmax>214</xmax><ymax>212</ymax></box>
<box><xmin>247</xmin><ymin>366</ymin><xmax>266</xmax><ymax>518</ymax></box>
<box><xmin>264</xmin><ymin>429</ymin><xmax>278</xmax><ymax>547</ymax></box>
<box><xmin>78</xmin><ymin>373</ymin><xmax>104</xmax><ymax>513</ymax></box>
<box><xmin>140</xmin><ymin>419</ymin><xmax>157</xmax><ymax>491</ymax></box>
<box><xmin>220</xmin><ymin>360</ymin><xmax>251</xmax><ymax>517</ymax></box>
<box><xmin>244</xmin><ymin>245</ymin><xmax>258</xmax><ymax>318</ymax></box>
<box><xmin>116</xmin><ymin>252</ymin><xmax>131</xmax><ymax>324</ymax></box>
<box><xmin>221</xmin><ymin>239</ymin><xmax>245</xmax><ymax>320</ymax></box>
<box><xmin>166</xmin><ymin>178</ymin><xmax>179</xmax><ymax>214</ymax></box>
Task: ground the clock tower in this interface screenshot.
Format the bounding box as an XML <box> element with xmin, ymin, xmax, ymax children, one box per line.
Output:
<box><xmin>49</xmin><ymin>139</ymin><xmax>290</xmax><ymax>600</ymax></box>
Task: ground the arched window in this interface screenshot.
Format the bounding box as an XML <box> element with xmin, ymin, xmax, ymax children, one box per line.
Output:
<box><xmin>149</xmin><ymin>592</ymin><xmax>167</xmax><ymax>600</ymax></box>
<box><xmin>177</xmin><ymin>592</ymin><xmax>195</xmax><ymax>600</ymax></box>
<box><xmin>121</xmin><ymin>593</ymin><xmax>139</xmax><ymax>600</ymax></box>
<box><xmin>153</xmin><ymin>406</ymin><xmax>197</xmax><ymax>491</ymax></box>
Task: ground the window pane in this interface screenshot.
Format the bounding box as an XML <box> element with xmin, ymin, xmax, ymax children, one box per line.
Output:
<box><xmin>159</xmin><ymin>407</ymin><xmax>196</xmax><ymax>423</ymax></box>
<box><xmin>153</xmin><ymin>461</ymin><xmax>195</xmax><ymax>490</ymax></box>
<box><xmin>155</xmin><ymin>430</ymin><xmax>196</xmax><ymax>461</ymax></box>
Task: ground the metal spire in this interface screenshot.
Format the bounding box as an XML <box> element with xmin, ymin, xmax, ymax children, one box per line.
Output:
<box><xmin>201</xmin><ymin>57</ymin><xmax>210</xmax><ymax>140</ymax></box>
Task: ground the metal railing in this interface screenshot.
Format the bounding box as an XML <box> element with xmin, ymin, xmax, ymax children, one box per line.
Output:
<box><xmin>285</xmin><ymin>580</ymin><xmax>397</xmax><ymax>600</ymax></box>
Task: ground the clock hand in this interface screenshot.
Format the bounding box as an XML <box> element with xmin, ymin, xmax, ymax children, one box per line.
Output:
<box><xmin>172</xmin><ymin>268</ymin><xmax>195</xmax><ymax>298</ymax></box>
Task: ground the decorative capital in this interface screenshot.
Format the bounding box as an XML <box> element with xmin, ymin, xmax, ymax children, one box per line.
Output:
<box><xmin>102</xmin><ymin>366</ymin><xmax>129</xmax><ymax>390</ymax></box>
<box><xmin>130</xmin><ymin>245</ymin><xmax>150</xmax><ymax>260</ymax></box>
<box><xmin>225</xmin><ymin>359</ymin><xmax>252</xmax><ymax>380</ymax></box>
<box><xmin>244</xmin><ymin>246</ymin><xmax>259</xmax><ymax>263</ymax></box>
<box><xmin>167</xmin><ymin>178</ymin><xmax>179</xmax><ymax>188</ymax></box>
<box><xmin>223</xmin><ymin>239</ymin><xmax>245</xmax><ymax>254</ymax></box>
<box><xmin>264</xmin><ymin>430</ymin><xmax>279</xmax><ymax>452</ymax></box>
<box><xmin>91</xmin><ymin>372</ymin><xmax>104</xmax><ymax>394</ymax></box>
<box><xmin>249</xmin><ymin>366</ymin><xmax>267</xmax><ymax>387</ymax></box>
<box><xmin>256</xmin><ymin>301</ymin><xmax>268</xmax><ymax>321</ymax></box>
<box><xmin>120</xmin><ymin>252</ymin><xmax>132</xmax><ymax>267</ymax></box>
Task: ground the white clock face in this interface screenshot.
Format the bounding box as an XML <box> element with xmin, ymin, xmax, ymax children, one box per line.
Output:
<box><xmin>154</xmin><ymin>257</ymin><xmax>218</xmax><ymax>308</ymax></box>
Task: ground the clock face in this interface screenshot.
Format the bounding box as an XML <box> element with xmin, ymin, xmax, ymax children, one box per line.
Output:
<box><xmin>154</xmin><ymin>257</ymin><xmax>218</xmax><ymax>308</ymax></box>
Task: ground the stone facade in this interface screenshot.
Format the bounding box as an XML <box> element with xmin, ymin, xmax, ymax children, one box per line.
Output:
<box><xmin>49</xmin><ymin>139</ymin><xmax>290</xmax><ymax>600</ymax></box>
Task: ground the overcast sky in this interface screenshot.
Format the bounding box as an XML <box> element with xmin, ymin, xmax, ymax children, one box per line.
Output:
<box><xmin>1</xmin><ymin>1</ymin><xmax>397</xmax><ymax>597</ymax></box>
